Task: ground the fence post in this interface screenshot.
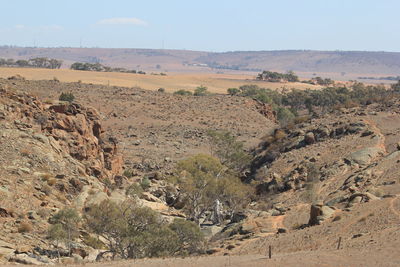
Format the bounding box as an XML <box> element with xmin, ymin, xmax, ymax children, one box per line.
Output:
<box><xmin>268</xmin><ymin>245</ymin><xmax>272</xmax><ymax>259</ymax></box>
<box><xmin>337</xmin><ymin>237</ymin><xmax>342</xmax><ymax>250</ymax></box>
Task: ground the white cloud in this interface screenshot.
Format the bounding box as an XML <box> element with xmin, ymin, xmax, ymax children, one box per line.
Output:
<box><xmin>97</xmin><ymin>17</ymin><xmax>148</xmax><ymax>26</ymax></box>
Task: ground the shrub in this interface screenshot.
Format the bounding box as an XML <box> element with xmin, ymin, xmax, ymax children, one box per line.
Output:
<box><xmin>140</xmin><ymin>177</ymin><xmax>151</xmax><ymax>190</ymax></box>
<box><xmin>49</xmin><ymin>208</ymin><xmax>81</xmax><ymax>254</ymax></box>
<box><xmin>85</xmin><ymin>199</ymin><xmax>184</xmax><ymax>259</ymax></box>
<box><xmin>173</xmin><ymin>89</ymin><xmax>193</xmax><ymax>96</ymax></box>
<box><xmin>37</xmin><ymin>208</ymin><xmax>51</xmax><ymax>218</ymax></box>
<box><xmin>123</xmin><ymin>169</ymin><xmax>134</xmax><ymax>178</ymax></box>
<box><xmin>207</xmin><ymin>130</ymin><xmax>251</xmax><ymax>173</ymax></box>
<box><xmin>59</xmin><ymin>92</ymin><xmax>75</xmax><ymax>103</ymax></box>
<box><xmin>168</xmin><ymin>219</ymin><xmax>204</xmax><ymax>254</ymax></box>
<box><xmin>276</xmin><ymin>106</ymin><xmax>295</xmax><ymax>126</ymax></box>
<box><xmin>158</xmin><ymin>87</ymin><xmax>166</xmax><ymax>93</ymax></box>
<box><xmin>82</xmin><ymin>235</ymin><xmax>105</xmax><ymax>249</ymax></box>
<box><xmin>42</xmin><ymin>184</ymin><xmax>52</xmax><ymax>196</ymax></box>
<box><xmin>194</xmin><ymin>85</ymin><xmax>208</xmax><ymax>96</ymax></box>
<box><xmin>227</xmin><ymin>88</ymin><xmax>240</xmax><ymax>96</ymax></box>
<box><xmin>125</xmin><ymin>183</ymin><xmax>143</xmax><ymax>197</ymax></box>
<box><xmin>47</xmin><ymin>178</ymin><xmax>57</xmax><ymax>186</ymax></box>
<box><xmin>18</xmin><ymin>221</ymin><xmax>33</xmax><ymax>233</ymax></box>
<box><xmin>173</xmin><ymin>154</ymin><xmax>251</xmax><ymax>223</ymax></box>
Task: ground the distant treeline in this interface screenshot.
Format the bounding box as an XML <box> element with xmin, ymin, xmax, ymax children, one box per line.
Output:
<box><xmin>227</xmin><ymin>80</ymin><xmax>400</xmax><ymax>125</ymax></box>
<box><xmin>358</xmin><ymin>76</ymin><xmax>400</xmax><ymax>81</ymax></box>
<box><xmin>256</xmin><ymin>70</ymin><xmax>335</xmax><ymax>86</ymax></box>
<box><xmin>70</xmin><ymin>62</ymin><xmax>146</xmax><ymax>74</ymax></box>
<box><xmin>256</xmin><ymin>70</ymin><xmax>299</xmax><ymax>82</ymax></box>
<box><xmin>0</xmin><ymin>57</ymin><xmax>62</xmax><ymax>69</ymax></box>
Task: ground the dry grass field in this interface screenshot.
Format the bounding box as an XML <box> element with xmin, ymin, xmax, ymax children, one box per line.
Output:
<box><xmin>0</xmin><ymin>67</ymin><xmax>321</xmax><ymax>94</ymax></box>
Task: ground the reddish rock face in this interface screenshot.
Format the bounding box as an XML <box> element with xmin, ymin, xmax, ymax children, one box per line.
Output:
<box><xmin>1</xmin><ymin>89</ymin><xmax>122</xmax><ymax>179</ymax></box>
<box><xmin>44</xmin><ymin>103</ymin><xmax>123</xmax><ymax>179</ymax></box>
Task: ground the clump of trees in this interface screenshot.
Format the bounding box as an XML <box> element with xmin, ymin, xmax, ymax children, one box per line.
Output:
<box><xmin>227</xmin><ymin>82</ymin><xmax>400</xmax><ymax>125</ymax></box>
<box><xmin>70</xmin><ymin>62</ymin><xmax>144</xmax><ymax>74</ymax></box>
<box><xmin>302</xmin><ymin>77</ymin><xmax>334</xmax><ymax>86</ymax></box>
<box><xmin>256</xmin><ymin>70</ymin><xmax>299</xmax><ymax>82</ymax></box>
<box><xmin>48</xmin><ymin>201</ymin><xmax>204</xmax><ymax>260</ymax></box>
<box><xmin>171</xmin><ymin>154</ymin><xmax>251</xmax><ymax>224</ymax></box>
<box><xmin>0</xmin><ymin>57</ymin><xmax>62</xmax><ymax>69</ymax></box>
<box><xmin>84</xmin><ymin>199</ymin><xmax>204</xmax><ymax>259</ymax></box>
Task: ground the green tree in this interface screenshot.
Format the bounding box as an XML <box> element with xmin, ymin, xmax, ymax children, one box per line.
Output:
<box><xmin>194</xmin><ymin>85</ymin><xmax>208</xmax><ymax>96</ymax></box>
<box><xmin>48</xmin><ymin>223</ymin><xmax>67</xmax><ymax>260</ymax></box>
<box><xmin>85</xmin><ymin>199</ymin><xmax>195</xmax><ymax>259</ymax></box>
<box><xmin>276</xmin><ymin>106</ymin><xmax>295</xmax><ymax>126</ymax></box>
<box><xmin>207</xmin><ymin>130</ymin><xmax>251</xmax><ymax>173</ymax></box>
<box><xmin>172</xmin><ymin>154</ymin><xmax>250</xmax><ymax>223</ymax></box>
<box><xmin>49</xmin><ymin>208</ymin><xmax>81</xmax><ymax>255</ymax></box>
<box><xmin>168</xmin><ymin>218</ymin><xmax>204</xmax><ymax>254</ymax></box>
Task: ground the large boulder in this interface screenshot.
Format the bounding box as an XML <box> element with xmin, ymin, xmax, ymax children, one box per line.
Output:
<box><xmin>308</xmin><ymin>203</ymin><xmax>335</xmax><ymax>225</ymax></box>
<box><xmin>345</xmin><ymin>147</ymin><xmax>384</xmax><ymax>166</ymax></box>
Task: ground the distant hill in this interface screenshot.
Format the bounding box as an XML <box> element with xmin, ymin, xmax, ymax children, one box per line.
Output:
<box><xmin>0</xmin><ymin>47</ymin><xmax>399</xmax><ymax>79</ymax></box>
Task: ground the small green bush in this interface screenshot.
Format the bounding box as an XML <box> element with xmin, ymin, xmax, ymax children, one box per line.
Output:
<box><xmin>59</xmin><ymin>92</ymin><xmax>75</xmax><ymax>103</ymax></box>
<box><xmin>227</xmin><ymin>88</ymin><xmax>240</xmax><ymax>95</ymax></box>
<box><xmin>173</xmin><ymin>89</ymin><xmax>193</xmax><ymax>96</ymax></box>
<box><xmin>194</xmin><ymin>86</ymin><xmax>208</xmax><ymax>96</ymax></box>
<box><xmin>125</xmin><ymin>183</ymin><xmax>143</xmax><ymax>197</ymax></box>
<box><xmin>140</xmin><ymin>177</ymin><xmax>151</xmax><ymax>190</ymax></box>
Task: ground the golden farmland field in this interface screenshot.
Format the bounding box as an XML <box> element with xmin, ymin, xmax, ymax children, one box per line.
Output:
<box><xmin>0</xmin><ymin>67</ymin><xmax>321</xmax><ymax>93</ymax></box>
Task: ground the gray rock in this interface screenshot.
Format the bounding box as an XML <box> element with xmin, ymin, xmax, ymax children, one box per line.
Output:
<box><xmin>345</xmin><ymin>147</ymin><xmax>383</xmax><ymax>165</ymax></box>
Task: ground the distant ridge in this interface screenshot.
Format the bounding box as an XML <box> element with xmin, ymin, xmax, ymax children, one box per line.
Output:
<box><xmin>0</xmin><ymin>46</ymin><xmax>399</xmax><ymax>79</ymax></box>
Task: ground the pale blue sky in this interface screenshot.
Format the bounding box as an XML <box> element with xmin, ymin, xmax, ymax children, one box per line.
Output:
<box><xmin>0</xmin><ymin>0</ymin><xmax>398</xmax><ymax>52</ymax></box>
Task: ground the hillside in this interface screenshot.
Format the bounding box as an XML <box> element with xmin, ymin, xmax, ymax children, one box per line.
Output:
<box><xmin>1</xmin><ymin>77</ymin><xmax>400</xmax><ymax>266</ymax></box>
<box><xmin>0</xmin><ymin>47</ymin><xmax>400</xmax><ymax>80</ymax></box>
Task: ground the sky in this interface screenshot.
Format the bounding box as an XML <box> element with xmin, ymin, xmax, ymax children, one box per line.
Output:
<box><xmin>0</xmin><ymin>0</ymin><xmax>399</xmax><ymax>52</ymax></box>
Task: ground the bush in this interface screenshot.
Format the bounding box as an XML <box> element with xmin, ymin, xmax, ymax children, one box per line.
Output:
<box><xmin>85</xmin><ymin>199</ymin><xmax>194</xmax><ymax>259</ymax></box>
<box><xmin>123</xmin><ymin>169</ymin><xmax>134</xmax><ymax>178</ymax></box>
<box><xmin>18</xmin><ymin>221</ymin><xmax>33</xmax><ymax>233</ymax></box>
<box><xmin>59</xmin><ymin>92</ymin><xmax>75</xmax><ymax>103</ymax></box>
<box><xmin>173</xmin><ymin>90</ymin><xmax>193</xmax><ymax>96</ymax></box>
<box><xmin>276</xmin><ymin>107</ymin><xmax>295</xmax><ymax>126</ymax></box>
<box><xmin>168</xmin><ymin>219</ymin><xmax>204</xmax><ymax>254</ymax></box>
<box><xmin>49</xmin><ymin>208</ymin><xmax>81</xmax><ymax>254</ymax></box>
<box><xmin>173</xmin><ymin>154</ymin><xmax>251</xmax><ymax>223</ymax></box>
<box><xmin>194</xmin><ymin>86</ymin><xmax>208</xmax><ymax>96</ymax></box>
<box><xmin>207</xmin><ymin>130</ymin><xmax>251</xmax><ymax>173</ymax></box>
<box><xmin>227</xmin><ymin>88</ymin><xmax>240</xmax><ymax>96</ymax></box>
<box><xmin>158</xmin><ymin>87</ymin><xmax>166</xmax><ymax>93</ymax></box>
<box><xmin>125</xmin><ymin>183</ymin><xmax>143</xmax><ymax>197</ymax></box>
<box><xmin>140</xmin><ymin>177</ymin><xmax>151</xmax><ymax>190</ymax></box>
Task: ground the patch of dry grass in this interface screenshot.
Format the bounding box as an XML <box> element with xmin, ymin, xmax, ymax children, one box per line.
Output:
<box><xmin>0</xmin><ymin>67</ymin><xmax>321</xmax><ymax>94</ymax></box>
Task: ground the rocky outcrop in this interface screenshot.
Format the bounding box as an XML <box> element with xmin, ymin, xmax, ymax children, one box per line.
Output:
<box><xmin>308</xmin><ymin>203</ymin><xmax>335</xmax><ymax>225</ymax></box>
<box><xmin>1</xmin><ymin>89</ymin><xmax>122</xmax><ymax>179</ymax></box>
